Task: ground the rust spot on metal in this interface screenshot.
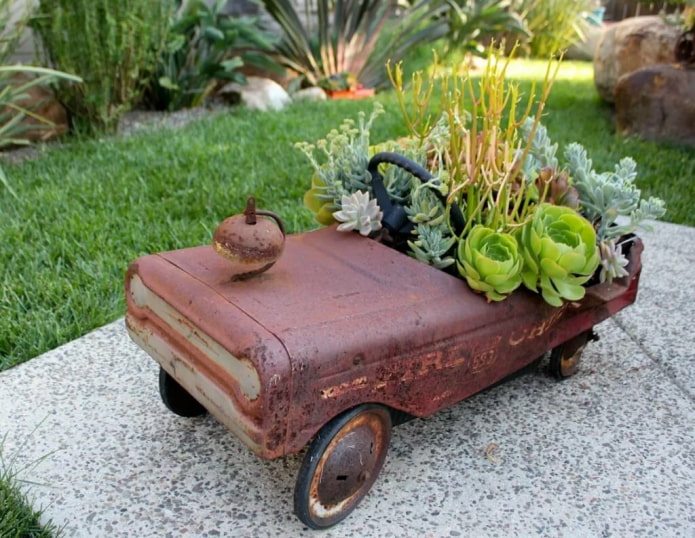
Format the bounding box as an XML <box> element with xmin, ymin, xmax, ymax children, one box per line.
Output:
<box><xmin>212</xmin><ymin>197</ymin><xmax>285</xmax><ymax>280</ymax></box>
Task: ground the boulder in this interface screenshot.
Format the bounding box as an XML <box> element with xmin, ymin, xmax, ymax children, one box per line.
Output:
<box><xmin>594</xmin><ymin>16</ymin><xmax>682</xmax><ymax>102</ymax></box>
<box><xmin>218</xmin><ymin>77</ymin><xmax>291</xmax><ymax>111</ymax></box>
<box><xmin>291</xmin><ymin>87</ymin><xmax>327</xmax><ymax>102</ymax></box>
<box><xmin>614</xmin><ymin>64</ymin><xmax>695</xmax><ymax>147</ymax></box>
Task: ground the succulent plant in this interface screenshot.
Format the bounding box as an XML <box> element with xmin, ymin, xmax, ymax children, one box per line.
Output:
<box><xmin>457</xmin><ymin>226</ymin><xmax>523</xmax><ymax>302</ymax></box>
<box><xmin>297</xmin><ymin>50</ymin><xmax>666</xmax><ymax>305</ymax></box>
<box><xmin>564</xmin><ymin>143</ymin><xmax>666</xmax><ymax>242</ymax></box>
<box><xmin>303</xmin><ymin>172</ymin><xmax>341</xmax><ymax>225</ymax></box>
<box><xmin>598</xmin><ymin>239</ymin><xmax>629</xmax><ymax>283</ymax></box>
<box><xmin>333</xmin><ymin>190</ymin><xmax>383</xmax><ymax>236</ymax></box>
<box><xmin>518</xmin><ymin>203</ymin><xmax>600</xmax><ymax>307</ymax></box>
<box><xmin>298</xmin><ymin>103</ymin><xmax>385</xmax><ymax>224</ymax></box>
<box><xmin>408</xmin><ymin>223</ymin><xmax>456</xmax><ymax>270</ymax></box>
<box><xmin>371</xmin><ymin>138</ymin><xmax>427</xmax><ymax>205</ymax></box>
<box><xmin>520</xmin><ymin>118</ymin><xmax>559</xmax><ymax>175</ymax></box>
<box><xmin>405</xmin><ymin>178</ymin><xmax>448</xmax><ymax>227</ymax></box>
<box><xmin>519</xmin><ymin>119</ymin><xmax>579</xmax><ymax>209</ymax></box>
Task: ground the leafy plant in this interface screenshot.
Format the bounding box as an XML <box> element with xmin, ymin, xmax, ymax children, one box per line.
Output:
<box><xmin>298</xmin><ymin>102</ymin><xmax>386</xmax><ymax>223</ymax></box>
<box><xmin>389</xmin><ymin>49</ymin><xmax>562</xmax><ymax>234</ymax></box>
<box><xmin>0</xmin><ymin>0</ymin><xmax>80</xmax><ymax>149</ymax></box>
<box><xmin>298</xmin><ymin>50</ymin><xmax>667</xmax><ymax>306</ymax></box>
<box><xmin>144</xmin><ymin>0</ymin><xmax>280</xmax><ymax>111</ymax></box>
<box><xmin>31</xmin><ymin>0</ymin><xmax>175</xmax><ymax>133</ymax></box>
<box><xmin>435</xmin><ymin>0</ymin><xmax>528</xmax><ymax>57</ymax></box>
<box><xmin>333</xmin><ymin>190</ymin><xmax>383</xmax><ymax>235</ymax></box>
<box><xmin>0</xmin><ymin>0</ymin><xmax>81</xmax><ymax>198</ymax></box>
<box><xmin>257</xmin><ymin>0</ymin><xmax>448</xmax><ymax>89</ymax></box>
<box><xmin>409</xmin><ymin>223</ymin><xmax>456</xmax><ymax>269</ymax></box>
<box><xmin>457</xmin><ymin>225</ymin><xmax>523</xmax><ymax>301</ymax></box>
<box><xmin>0</xmin><ymin>66</ymin><xmax>81</xmax><ymax>150</ymax></box>
<box><xmin>564</xmin><ymin>143</ymin><xmax>666</xmax><ymax>244</ymax></box>
<box><xmin>509</xmin><ymin>0</ymin><xmax>594</xmax><ymax>57</ymax></box>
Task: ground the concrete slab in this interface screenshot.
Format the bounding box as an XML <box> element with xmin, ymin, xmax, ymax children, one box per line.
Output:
<box><xmin>1</xmin><ymin>221</ymin><xmax>694</xmax><ymax>537</ymax></box>
<box><xmin>612</xmin><ymin>221</ymin><xmax>695</xmax><ymax>396</ymax></box>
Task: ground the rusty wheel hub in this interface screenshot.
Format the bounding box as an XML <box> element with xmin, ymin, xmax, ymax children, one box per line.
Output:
<box><xmin>559</xmin><ymin>346</ymin><xmax>584</xmax><ymax>377</ymax></box>
<box><xmin>295</xmin><ymin>405</ymin><xmax>391</xmax><ymax>529</ymax></box>
<box><xmin>549</xmin><ymin>330</ymin><xmax>595</xmax><ymax>380</ymax></box>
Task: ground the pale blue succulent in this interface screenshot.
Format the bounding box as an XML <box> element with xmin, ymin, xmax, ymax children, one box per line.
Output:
<box><xmin>519</xmin><ymin>117</ymin><xmax>559</xmax><ymax>180</ymax></box>
<box><xmin>564</xmin><ymin>143</ymin><xmax>666</xmax><ymax>242</ymax></box>
<box><xmin>408</xmin><ymin>223</ymin><xmax>456</xmax><ymax>270</ymax></box>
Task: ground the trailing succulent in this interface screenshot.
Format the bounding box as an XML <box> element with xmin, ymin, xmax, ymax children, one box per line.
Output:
<box><xmin>296</xmin><ymin>54</ymin><xmax>666</xmax><ymax>307</ymax></box>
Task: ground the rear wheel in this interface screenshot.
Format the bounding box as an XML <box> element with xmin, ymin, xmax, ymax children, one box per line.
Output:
<box><xmin>549</xmin><ymin>330</ymin><xmax>597</xmax><ymax>379</ymax></box>
<box><xmin>294</xmin><ymin>404</ymin><xmax>392</xmax><ymax>529</ymax></box>
<box><xmin>158</xmin><ymin>367</ymin><xmax>207</xmax><ymax>417</ymax></box>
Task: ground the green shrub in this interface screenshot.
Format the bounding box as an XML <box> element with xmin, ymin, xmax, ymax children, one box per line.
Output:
<box><xmin>510</xmin><ymin>0</ymin><xmax>594</xmax><ymax>57</ymax></box>
<box><xmin>434</xmin><ymin>0</ymin><xmax>528</xmax><ymax>57</ymax></box>
<box><xmin>0</xmin><ymin>0</ymin><xmax>80</xmax><ymax>199</ymax></box>
<box><xmin>144</xmin><ymin>0</ymin><xmax>280</xmax><ymax>111</ymax></box>
<box><xmin>31</xmin><ymin>0</ymin><xmax>175</xmax><ymax>133</ymax></box>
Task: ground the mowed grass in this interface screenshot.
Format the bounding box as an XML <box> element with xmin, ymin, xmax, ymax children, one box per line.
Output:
<box><xmin>1</xmin><ymin>59</ymin><xmax>693</xmax><ymax>372</ymax></box>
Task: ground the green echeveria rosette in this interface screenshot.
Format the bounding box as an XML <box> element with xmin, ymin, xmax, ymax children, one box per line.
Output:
<box><xmin>518</xmin><ymin>203</ymin><xmax>600</xmax><ymax>307</ymax></box>
<box><xmin>456</xmin><ymin>226</ymin><xmax>523</xmax><ymax>302</ymax></box>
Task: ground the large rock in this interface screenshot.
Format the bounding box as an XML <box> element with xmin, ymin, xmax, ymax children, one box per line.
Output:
<box><xmin>614</xmin><ymin>64</ymin><xmax>695</xmax><ymax>147</ymax></box>
<box><xmin>291</xmin><ymin>86</ymin><xmax>327</xmax><ymax>102</ymax></box>
<box><xmin>594</xmin><ymin>16</ymin><xmax>682</xmax><ymax>102</ymax></box>
<box><xmin>218</xmin><ymin>77</ymin><xmax>291</xmax><ymax>112</ymax></box>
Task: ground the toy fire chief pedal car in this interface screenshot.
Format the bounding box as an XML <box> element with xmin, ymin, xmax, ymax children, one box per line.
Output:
<box><xmin>125</xmin><ymin>184</ymin><xmax>642</xmax><ymax>527</ymax></box>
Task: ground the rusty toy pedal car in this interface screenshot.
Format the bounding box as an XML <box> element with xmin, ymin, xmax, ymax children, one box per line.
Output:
<box><xmin>125</xmin><ymin>155</ymin><xmax>643</xmax><ymax>529</ymax></box>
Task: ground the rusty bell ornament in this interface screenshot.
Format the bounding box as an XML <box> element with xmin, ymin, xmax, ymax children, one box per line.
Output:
<box><xmin>213</xmin><ymin>197</ymin><xmax>285</xmax><ymax>279</ymax></box>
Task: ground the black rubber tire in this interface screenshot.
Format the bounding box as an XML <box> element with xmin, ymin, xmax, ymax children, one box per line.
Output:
<box><xmin>548</xmin><ymin>330</ymin><xmax>592</xmax><ymax>380</ymax></box>
<box><xmin>294</xmin><ymin>404</ymin><xmax>392</xmax><ymax>529</ymax></box>
<box><xmin>158</xmin><ymin>367</ymin><xmax>207</xmax><ymax>417</ymax></box>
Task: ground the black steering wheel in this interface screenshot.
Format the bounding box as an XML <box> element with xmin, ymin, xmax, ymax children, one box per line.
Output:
<box><xmin>367</xmin><ymin>152</ymin><xmax>465</xmax><ymax>241</ymax></box>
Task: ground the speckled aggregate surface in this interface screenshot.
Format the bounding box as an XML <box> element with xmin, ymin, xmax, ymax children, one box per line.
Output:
<box><xmin>1</xmin><ymin>221</ymin><xmax>693</xmax><ymax>538</ymax></box>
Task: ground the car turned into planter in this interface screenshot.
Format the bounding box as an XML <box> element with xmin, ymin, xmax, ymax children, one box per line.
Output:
<box><xmin>125</xmin><ymin>194</ymin><xmax>643</xmax><ymax>528</ymax></box>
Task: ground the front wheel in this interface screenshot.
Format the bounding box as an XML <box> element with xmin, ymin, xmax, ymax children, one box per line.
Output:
<box><xmin>548</xmin><ymin>330</ymin><xmax>597</xmax><ymax>379</ymax></box>
<box><xmin>158</xmin><ymin>367</ymin><xmax>207</xmax><ymax>417</ymax></box>
<box><xmin>294</xmin><ymin>404</ymin><xmax>392</xmax><ymax>529</ymax></box>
